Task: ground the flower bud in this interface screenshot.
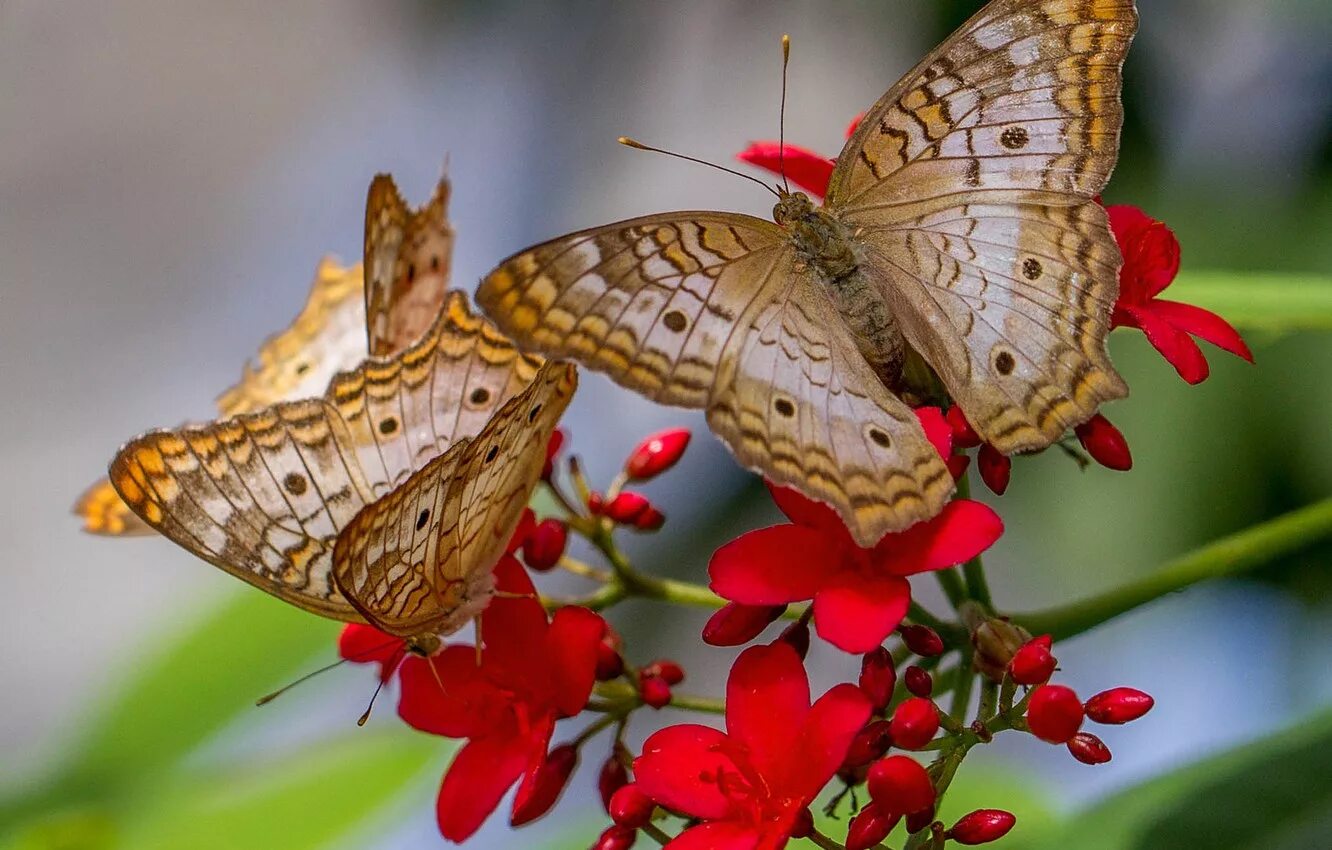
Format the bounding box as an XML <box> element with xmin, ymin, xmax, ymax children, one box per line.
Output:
<box><xmin>778</xmin><ymin>619</ymin><xmax>811</xmax><ymax>660</ymax></box>
<box><xmin>596</xmin><ymin>632</ymin><xmax>624</xmax><ymax>681</ymax></box>
<box><xmin>859</xmin><ymin>647</ymin><xmax>897</xmax><ymax>713</ymax></box>
<box><xmin>542</xmin><ymin>429</ymin><xmax>565</xmax><ymax>481</ymax></box>
<box><xmin>843</xmin><ymin>719</ymin><xmax>894</xmax><ymax>769</ymax></box>
<box><xmin>971</xmin><ymin>616</ymin><xmax>1033</xmax><ymax>683</ymax></box>
<box><xmin>522</xmin><ymin>518</ymin><xmax>568</xmax><ymax>571</ymax></box>
<box><xmin>510</xmin><ymin>744</ymin><xmax>577</xmax><ymax>826</ymax></box>
<box><xmin>587</xmin><ymin>491</ymin><xmax>604</xmax><ymax>515</ymax></box>
<box><xmin>598</xmin><ymin>755</ymin><xmax>629</xmax><ymax>810</ymax></box>
<box><xmin>604</xmin><ymin>491</ymin><xmax>651</xmax><ymax>524</ymax></box>
<box><xmin>947</xmin><ymin>453</ymin><xmax>971</xmax><ymax>480</ymax></box>
<box><xmin>633</xmin><ymin>506</ymin><xmax>666</xmax><ymax>531</ymax></box>
<box><xmin>846</xmin><ymin>801</ymin><xmax>901</xmax><ymax>850</ymax></box>
<box><xmin>977</xmin><ymin>444</ymin><xmax>1012</xmax><ymax>495</ymax></box>
<box><xmin>900</xmin><ymin>624</ymin><xmax>944</xmax><ymax>657</ymax></box>
<box><xmin>867</xmin><ymin>755</ymin><xmax>936</xmax><ymax>815</ymax></box>
<box><xmin>1026</xmin><ymin>684</ymin><xmax>1084</xmax><ymax>744</ymax></box>
<box><xmin>1075</xmin><ymin>414</ymin><xmax>1132</xmax><ymax>471</ymax></box>
<box><xmin>890</xmin><ymin>697</ymin><xmax>940</xmax><ymax>750</ymax></box>
<box><xmin>790</xmin><ymin>807</ymin><xmax>815</xmax><ymax>839</ymax></box>
<box><xmin>904</xmin><ymin>666</ymin><xmax>933</xmax><ymax>698</ymax></box>
<box><xmin>703</xmin><ymin>603</ymin><xmax>786</xmax><ymax>646</ymax></box>
<box><xmin>948</xmin><ymin>809</ymin><xmax>1016</xmax><ymax>845</ymax></box>
<box><xmin>1084</xmin><ymin>687</ymin><xmax>1154</xmax><ymax>725</ymax></box>
<box><xmin>608</xmin><ymin>784</ymin><xmax>654</xmax><ymax>829</ymax></box>
<box><xmin>624</xmin><ymin>428</ymin><xmax>691</xmax><ymax>481</ymax></box>
<box><xmin>1009</xmin><ymin>635</ymin><xmax>1056</xmax><ymax>686</ymax></box>
<box><xmin>905</xmin><ymin>808</ymin><xmax>936</xmax><ymax>835</ymax></box>
<box><xmin>506</xmin><ymin>508</ymin><xmax>537</xmax><ymax>555</ymax></box>
<box><xmin>591</xmin><ymin>825</ymin><xmax>637</xmax><ymax>850</ymax></box>
<box><xmin>640</xmin><ymin>676</ymin><xmax>672</xmax><ymax>709</ymax></box>
<box><xmin>946</xmin><ymin>406</ymin><xmax>982</xmax><ymax>448</ymax></box>
<box><xmin>1067</xmin><ymin>731</ymin><xmax>1112</xmax><ymax>765</ymax></box>
<box><xmin>642</xmin><ymin>660</ymin><xmax>685</xmax><ymax>686</ymax></box>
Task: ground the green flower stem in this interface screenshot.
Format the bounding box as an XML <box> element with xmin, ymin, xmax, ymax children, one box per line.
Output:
<box><xmin>641</xmin><ymin>822</ymin><xmax>674</xmax><ymax>846</ymax></box>
<box><xmin>664</xmin><ymin>692</ymin><xmax>727</xmax><ymax>715</ymax></box>
<box><xmin>1012</xmin><ymin>497</ymin><xmax>1332</xmax><ymax>640</ymax></box>
<box><xmin>935</xmin><ymin>568</ymin><xmax>968</xmax><ymax>609</ymax></box>
<box><xmin>953</xmin><ymin>474</ymin><xmax>994</xmax><ymax>610</ymax></box>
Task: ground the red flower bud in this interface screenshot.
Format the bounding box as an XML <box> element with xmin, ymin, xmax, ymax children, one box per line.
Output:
<box><xmin>948</xmin><ymin>809</ymin><xmax>1016</xmax><ymax>845</ymax></box>
<box><xmin>542</xmin><ymin>428</ymin><xmax>565</xmax><ymax>481</ymax></box>
<box><xmin>1067</xmin><ymin>731</ymin><xmax>1113</xmax><ymax>765</ymax></box>
<box><xmin>846</xmin><ymin>801</ymin><xmax>901</xmax><ymax>850</ymax></box>
<box><xmin>1027</xmin><ymin>684</ymin><xmax>1085</xmax><ymax>744</ymax></box>
<box><xmin>890</xmin><ymin>697</ymin><xmax>940</xmax><ymax>750</ymax></box>
<box><xmin>640</xmin><ymin>676</ymin><xmax>672</xmax><ymax>709</ymax></box>
<box><xmin>703</xmin><ymin>603</ymin><xmax>786</xmax><ymax>646</ymax></box>
<box><xmin>1009</xmin><ymin>635</ymin><xmax>1056</xmax><ymax>685</ymax></box>
<box><xmin>905</xmin><ymin>666</ymin><xmax>933</xmax><ymax>698</ymax></box>
<box><xmin>506</xmin><ymin>507</ymin><xmax>537</xmax><ymax>555</ymax></box>
<box><xmin>595</xmin><ymin>635</ymin><xmax>624</xmax><ymax>682</ymax></box>
<box><xmin>867</xmin><ymin>755</ymin><xmax>936</xmax><ymax>816</ymax></box>
<box><xmin>977</xmin><ymin>444</ymin><xmax>1012</xmax><ymax>495</ymax></box>
<box><xmin>633</xmin><ymin>506</ymin><xmax>666</xmax><ymax>531</ymax></box>
<box><xmin>946</xmin><ymin>406</ymin><xmax>982</xmax><ymax>448</ymax></box>
<box><xmin>947</xmin><ymin>453</ymin><xmax>972</xmax><ymax>480</ymax></box>
<box><xmin>591</xmin><ymin>825</ymin><xmax>637</xmax><ymax>850</ymax></box>
<box><xmin>587</xmin><ymin>491</ymin><xmax>604</xmax><ymax>515</ymax></box>
<box><xmin>624</xmin><ymin>428</ymin><xmax>691</xmax><ymax>480</ymax></box>
<box><xmin>843</xmin><ymin>719</ymin><xmax>894</xmax><ymax>769</ymax></box>
<box><xmin>778</xmin><ymin>619</ymin><xmax>811</xmax><ymax>660</ymax></box>
<box><xmin>1075</xmin><ymin>414</ymin><xmax>1132</xmax><ymax>471</ymax></box>
<box><xmin>598</xmin><ymin>755</ymin><xmax>629</xmax><ymax>810</ymax></box>
<box><xmin>511</xmin><ymin>744</ymin><xmax>577</xmax><ymax>826</ymax></box>
<box><xmin>859</xmin><ymin>647</ymin><xmax>897</xmax><ymax>713</ymax></box>
<box><xmin>790</xmin><ymin>807</ymin><xmax>815</xmax><ymax>839</ymax></box>
<box><xmin>905</xmin><ymin>808</ymin><xmax>936</xmax><ymax>835</ymax></box>
<box><xmin>604</xmin><ymin>491</ymin><xmax>651</xmax><ymax>524</ymax></box>
<box><xmin>642</xmin><ymin>660</ymin><xmax>685</xmax><ymax>686</ymax></box>
<box><xmin>608</xmin><ymin>783</ymin><xmax>654</xmax><ymax>829</ymax></box>
<box><xmin>1084</xmin><ymin>687</ymin><xmax>1154</xmax><ymax>725</ymax></box>
<box><xmin>522</xmin><ymin>518</ymin><xmax>568</xmax><ymax>571</ymax></box>
<box><xmin>900</xmin><ymin>624</ymin><xmax>945</xmax><ymax>657</ymax></box>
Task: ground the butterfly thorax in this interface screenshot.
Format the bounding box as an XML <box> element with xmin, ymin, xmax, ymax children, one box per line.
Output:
<box><xmin>407</xmin><ymin>633</ymin><xmax>442</xmax><ymax>656</ymax></box>
<box><xmin>774</xmin><ymin>192</ymin><xmax>857</xmax><ymax>281</ymax></box>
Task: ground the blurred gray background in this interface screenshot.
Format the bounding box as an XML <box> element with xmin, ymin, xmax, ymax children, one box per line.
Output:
<box><xmin>3</xmin><ymin>1</ymin><xmax>1331</xmax><ymax>847</ymax></box>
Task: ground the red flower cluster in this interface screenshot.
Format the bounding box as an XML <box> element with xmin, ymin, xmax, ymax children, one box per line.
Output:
<box><xmin>633</xmin><ymin>642</ymin><xmax>870</xmax><ymax>848</ymax></box>
<box><xmin>709</xmin><ymin>480</ymin><xmax>1002</xmax><ymax>653</ymax></box>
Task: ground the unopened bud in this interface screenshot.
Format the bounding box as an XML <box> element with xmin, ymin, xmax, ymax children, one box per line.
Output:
<box><xmin>843</xmin><ymin>719</ymin><xmax>894</xmax><ymax>769</ymax></box>
<box><xmin>778</xmin><ymin>619</ymin><xmax>811</xmax><ymax>660</ymax></box>
<box><xmin>1067</xmin><ymin>731</ymin><xmax>1112</xmax><ymax>765</ymax></box>
<box><xmin>608</xmin><ymin>784</ymin><xmax>654</xmax><ymax>829</ymax></box>
<box><xmin>523</xmin><ymin>518</ymin><xmax>568</xmax><ymax>571</ymax></box>
<box><xmin>506</xmin><ymin>508</ymin><xmax>537</xmax><ymax>555</ymax></box>
<box><xmin>598</xmin><ymin>755</ymin><xmax>629</xmax><ymax>810</ymax></box>
<box><xmin>633</xmin><ymin>506</ymin><xmax>666</xmax><ymax>531</ymax></box>
<box><xmin>948</xmin><ymin>809</ymin><xmax>1016</xmax><ymax>845</ymax></box>
<box><xmin>703</xmin><ymin>603</ymin><xmax>786</xmax><ymax>646</ymax></box>
<box><xmin>900</xmin><ymin>624</ymin><xmax>945</xmax><ymax>657</ymax></box>
<box><xmin>905</xmin><ymin>666</ymin><xmax>933</xmax><ymax>698</ymax></box>
<box><xmin>624</xmin><ymin>428</ymin><xmax>691</xmax><ymax>481</ymax></box>
<box><xmin>1075</xmin><ymin>414</ymin><xmax>1132</xmax><ymax>471</ymax></box>
<box><xmin>890</xmin><ymin>697</ymin><xmax>940</xmax><ymax>750</ymax></box>
<box><xmin>790</xmin><ymin>807</ymin><xmax>815</xmax><ymax>839</ymax></box>
<box><xmin>596</xmin><ymin>632</ymin><xmax>624</xmax><ymax>681</ymax></box>
<box><xmin>641</xmin><ymin>660</ymin><xmax>684</xmax><ymax>686</ymax></box>
<box><xmin>946</xmin><ymin>406</ymin><xmax>982</xmax><ymax>448</ymax></box>
<box><xmin>591</xmin><ymin>825</ymin><xmax>637</xmax><ymax>850</ymax></box>
<box><xmin>1009</xmin><ymin>634</ymin><xmax>1056</xmax><ymax>686</ymax></box>
<box><xmin>972</xmin><ymin>616</ymin><xmax>1033</xmax><ymax>683</ymax></box>
<box><xmin>604</xmin><ymin>491</ymin><xmax>651</xmax><ymax>524</ymax></box>
<box><xmin>846</xmin><ymin>801</ymin><xmax>901</xmax><ymax>850</ymax></box>
<box><xmin>1084</xmin><ymin>687</ymin><xmax>1154</xmax><ymax>725</ymax></box>
<box><xmin>640</xmin><ymin>676</ymin><xmax>672</xmax><ymax>709</ymax></box>
<box><xmin>1026</xmin><ymin>684</ymin><xmax>1085</xmax><ymax>744</ymax></box>
<box><xmin>541</xmin><ymin>429</ymin><xmax>565</xmax><ymax>481</ymax></box>
<box><xmin>510</xmin><ymin>744</ymin><xmax>577</xmax><ymax>826</ymax></box>
<box><xmin>905</xmin><ymin>808</ymin><xmax>936</xmax><ymax>835</ymax></box>
<box><xmin>859</xmin><ymin>647</ymin><xmax>897</xmax><ymax>713</ymax></box>
<box><xmin>867</xmin><ymin>755</ymin><xmax>936</xmax><ymax>815</ymax></box>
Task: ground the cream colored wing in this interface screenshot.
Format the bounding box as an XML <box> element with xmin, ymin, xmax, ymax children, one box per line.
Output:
<box><xmin>827</xmin><ymin>0</ymin><xmax>1135</xmax><ymax>452</ymax></box>
<box><xmin>477</xmin><ymin>214</ymin><xmax>952</xmax><ymax>545</ymax></box>
<box><xmin>364</xmin><ymin>173</ymin><xmax>455</xmax><ymax>357</ymax></box>
<box><xmin>332</xmin><ymin>362</ymin><xmax>576</xmax><ymax>638</ymax></box>
<box><xmin>108</xmin><ymin>291</ymin><xmax>543</xmax><ymax>621</ymax></box>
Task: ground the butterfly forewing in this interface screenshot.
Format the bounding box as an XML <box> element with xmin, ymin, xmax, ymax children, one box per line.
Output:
<box><xmin>332</xmin><ymin>361</ymin><xmax>576</xmax><ymax>637</ymax></box>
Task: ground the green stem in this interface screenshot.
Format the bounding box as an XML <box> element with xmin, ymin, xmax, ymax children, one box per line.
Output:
<box><xmin>934</xmin><ymin>569</ymin><xmax>967</xmax><ymax>609</ymax></box>
<box><xmin>1012</xmin><ymin>497</ymin><xmax>1332</xmax><ymax>639</ymax></box>
<box><xmin>954</xmin><ymin>474</ymin><xmax>994</xmax><ymax>609</ymax></box>
<box><xmin>664</xmin><ymin>692</ymin><xmax>727</xmax><ymax>715</ymax></box>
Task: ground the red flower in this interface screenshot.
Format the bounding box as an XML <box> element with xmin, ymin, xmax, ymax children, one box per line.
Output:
<box><xmin>624</xmin><ymin>428</ymin><xmax>692</xmax><ymax>481</ymax></box>
<box><xmin>634</xmin><ymin>642</ymin><xmax>871</xmax><ymax>849</ymax></box>
<box><xmin>337</xmin><ymin>622</ymin><xmax>407</xmax><ymax>683</ymax></box>
<box><xmin>735</xmin><ymin>114</ymin><xmax>863</xmax><ymax>198</ymax></box>
<box><xmin>709</xmin><ymin>484</ymin><xmax>1002</xmax><ymax>653</ymax></box>
<box><xmin>1108</xmin><ymin>205</ymin><xmax>1252</xmax><ymax>383</ymax></box>
<box><xmin>394</xmin><ymin>556</ymin><xmax>606</xmax><ymax>842</ymax></box>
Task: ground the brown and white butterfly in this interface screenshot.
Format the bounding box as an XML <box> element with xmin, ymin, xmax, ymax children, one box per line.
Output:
<box><xmin>478</xmin><ymin>0</ymin><xmax>1136</xmax><ymax>546</ymax></box>
<box><xmin>76</xmin><ymin>173</ymin><xmax>455</xmax><ymax>536</ymax></box>
<box><xmin>109</xmin><ymin>291</ymin><xmax>576</xmax><ymax>647</ymax></box>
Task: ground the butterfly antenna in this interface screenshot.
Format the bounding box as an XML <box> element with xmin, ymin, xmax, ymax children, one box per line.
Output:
<box><xmin>356</xmin><ymin>675</ymin><xmax>389</xmax><ymax>727</ymax></box>
<box><xmin>255</xmin><ymin>657</ymin><xmax>352</xmax><ymax>706</ymax></box>
<box><xmin>618</xmin><ymin>137</ymin><xmax>780</xmax><ymax>198</ymax></box>
<box><xmin>778</xmin><ymin>33</ymin><xmax>792</xmax><ymax>194</ymax></box>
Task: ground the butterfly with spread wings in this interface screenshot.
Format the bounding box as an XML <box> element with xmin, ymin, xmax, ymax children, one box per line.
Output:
<box><xmin>76</xmin><ymin>173</ymin><xmax>454</xmax><ymax>536</ymax></box>
<box><xmin>478</xmin><ymin>0</ymin><xmax>1136</xmax><ymax>547</ymax></box>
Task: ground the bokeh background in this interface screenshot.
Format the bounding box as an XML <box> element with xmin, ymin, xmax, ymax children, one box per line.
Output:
<box><xmin>3</xmin><ymin>1</ymin><xmax>1330</xmax><ymax>848</ymax></box>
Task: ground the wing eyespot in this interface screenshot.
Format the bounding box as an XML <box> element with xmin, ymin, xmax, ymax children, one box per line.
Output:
<box><xmin>469</xmin><ymin>387</ymin><xmax>492</xmax><ymax>407</ymax></box>
<box><xmin>283</xmin><ymin>473</ymin><xmax>307</xmax><ymax>495</ymax></box>
<box><xmin>416</xmin><ymin>508</ymin><xmax>430</xmax><ymax>530</ymax></box>
<box><xmin>663</xmin><ymin>310</ymin><xmax>688</xmax><ymax>332</ymax></box>
<box><xmin>1000</xmin><ymin>126</ymin><xmax>1030</xmax><ymax>150</ymax></box>
<box><xmin>1022</xmin><ymin>258</ymin><xmax>1043</xmax><ymax>280</ymax></box>
<box><xmin>378</xmin><ymin>416</ymin><xmax>399</xmax><ymax>435</ymax></box>
<box><xmin>774</xmin><ymin>397</ymin><xmax>796</xmax><ymax>418</ymax></box>
<box><xmin>527</xmin><ymin>403</ymin><xmax>543</xmax><ymax>424</ymax></box>
<box><xmin>993</xmin><ymin>350</ymin><xmax>1017</xmax><ymax>376</ymax></box>
<box><xmin>484</xmin><ymin>445</ymin><xmax>499</xmax><ymax>464</ymax></box>
<box><xmin>867</xmin><ymin>426</ymin><xmax>892</xmax><ymax>448</ymax></box>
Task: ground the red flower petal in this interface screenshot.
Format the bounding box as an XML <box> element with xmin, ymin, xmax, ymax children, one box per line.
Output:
<box><xmin>481</xmin><ymin>556</ymin><xmax>548</xmax><ymax>676</ymax></box>
<box><xmin>727</xmin><ymin>643</ymin><xmax>811</xmax><ymax>781</ymax></box>
<box><xmin>1120</xmin><ymin>303</ymin><xmax>1210</xmax><ymax>384</ymax></box>
<box><xmin>787</xmin><ymin>683</ymin><xmax>872</xmax><ymax>800</ymax></box>
<box><xmin>435</xmin><ymin>725</ymin><xmax>531</xmax><ymax>842</ymax></box>
<box><xmin>337</xmin><ymin>623</ymin><xmax>405</xmax><ymax>681</ymax></box>
<box><xmin>1108</xmin><ymin>205</ymin><xmax>1180</xmax><ymax>302</ymax></box>
<box><xmin>872</xmin><ymin>500</ymin><xmax>1003</xmax><ymax>575</ymax></box>
<box><xmin>546</xmin><ymin>606</ymin><xmax>607</xmax><ymax>717</ymax></box>
<box><xmin>710</xmin><ymin>525</ymin><xmax>837</xmax><ymax>605</ymax></box>
<box><xmin>667</xmin><ymin>821</ymin><xmax>761</xmax><ymax>850</ymax></box>
<box><xmin>845</xmin><ymin>112</ymin><xmax>865</xmax><ymax>139</ymax></box>
<box><xmin>766</xmin><ymin>482</ymin><xmax>846</xmax><ymax>535</ymax></box>
<box><xmin>736</xmin><ymin>142</ymin><xmax>834</xmax><ymax>197</ymax></box>
<box><xmin>636</xmin><ymin>724</ymin><xmax>744</xmax><ymax>822</ymax></box>
<box><xmin>397</xmin><ymin>647</ymin><xmax>499</xmax><ymax>739</ymax></box>
<box><xmin>509</xmin><ymin>718</ymin><xmax>564</xmax><ymax>825</ymax></box>
<box><xmin>811</xmin><ymin>576</ymin><xmax>911</xmax><ymax>654</ymax></box>
<box><xmin>913</xmin><ymin>406</ymin><xmax>952</xmax><ymax>459</ymax></box>
<box><xmin>1149</xmin><ymin>299</ymin><xmax>1253</xmax><ymax>362</ymax></box>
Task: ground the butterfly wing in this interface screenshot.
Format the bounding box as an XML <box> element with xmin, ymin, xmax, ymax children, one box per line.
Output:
<box><xmin>72</xmin><ymin>479</ymin><xmax>155</xmax><ymax>536</ymax></box>
<box><xmin>828</xmin><ymin>0</ymin><xmax>1135</xmax><ymax>452</ymax></box>
<box><xmin>332</xmin><ymin>362</ymin><xmax>576</xmax><ymax>637</ymax></box>
<box><xmin>363</xmin><ymin>174</ymin><xmax>455</xmax><ymax>357</ymax></box>
<box><xmin>477</xmin><ymin>214</ymin><xmax>952</xmax><ymax>546</ymax></box>
<box><xmin>108</xmin><ymin>291</ymin><xmax>543</xmax><ymax>620</ymax></box>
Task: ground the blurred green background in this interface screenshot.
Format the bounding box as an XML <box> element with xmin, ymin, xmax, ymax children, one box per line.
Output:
<box><xmin>1</xmin><ymin>1</ymin><xmax>1329</xmax><ymax>847</ymax></box>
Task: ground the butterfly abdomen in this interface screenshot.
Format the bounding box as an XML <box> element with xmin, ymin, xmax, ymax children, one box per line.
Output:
<box><xmin>825</xmin><ymin>266</ymin><xmax>907</xmax><ymax>391</ymax></box>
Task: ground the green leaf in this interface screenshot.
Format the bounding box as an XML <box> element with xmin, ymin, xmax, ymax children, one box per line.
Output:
<box><xmin>1171</xmin><ymin>270</ymin><xmax>1332</xmax><ymax>332</ymax></box>
<box><xmin>115</xmin><ymin>732</ymin><xmax>446</xmax><ymax>850</ymax></box>
<box><xmin>1025</xmin><ymin>708</ymin><xmax>1332</xmax><ymax>850</ymax></box>
<box><xmin>60</xmin><ymin>591</ymin><xmax>336</xmax><ymax>793</ymax></box>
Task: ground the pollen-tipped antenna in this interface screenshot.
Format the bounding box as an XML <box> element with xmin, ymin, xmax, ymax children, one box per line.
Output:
<box><xmin>617</xmin><ymin>137</ymin><xmax>780</xmax><ymax>198</ymax></box>
<box><xmin>356</xmin><ymin>675</ymin><xmax>390</xmax><ymax>726</ymax></box>
<box><xmin>254</xmin><ymin>635</ymin><xmax>404</xmax><ymax>709</ymax></box>
<box><xmin>778</xmin><ymin>33</ymin><xmax>792</xmax><ymax>194</ymax></box>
